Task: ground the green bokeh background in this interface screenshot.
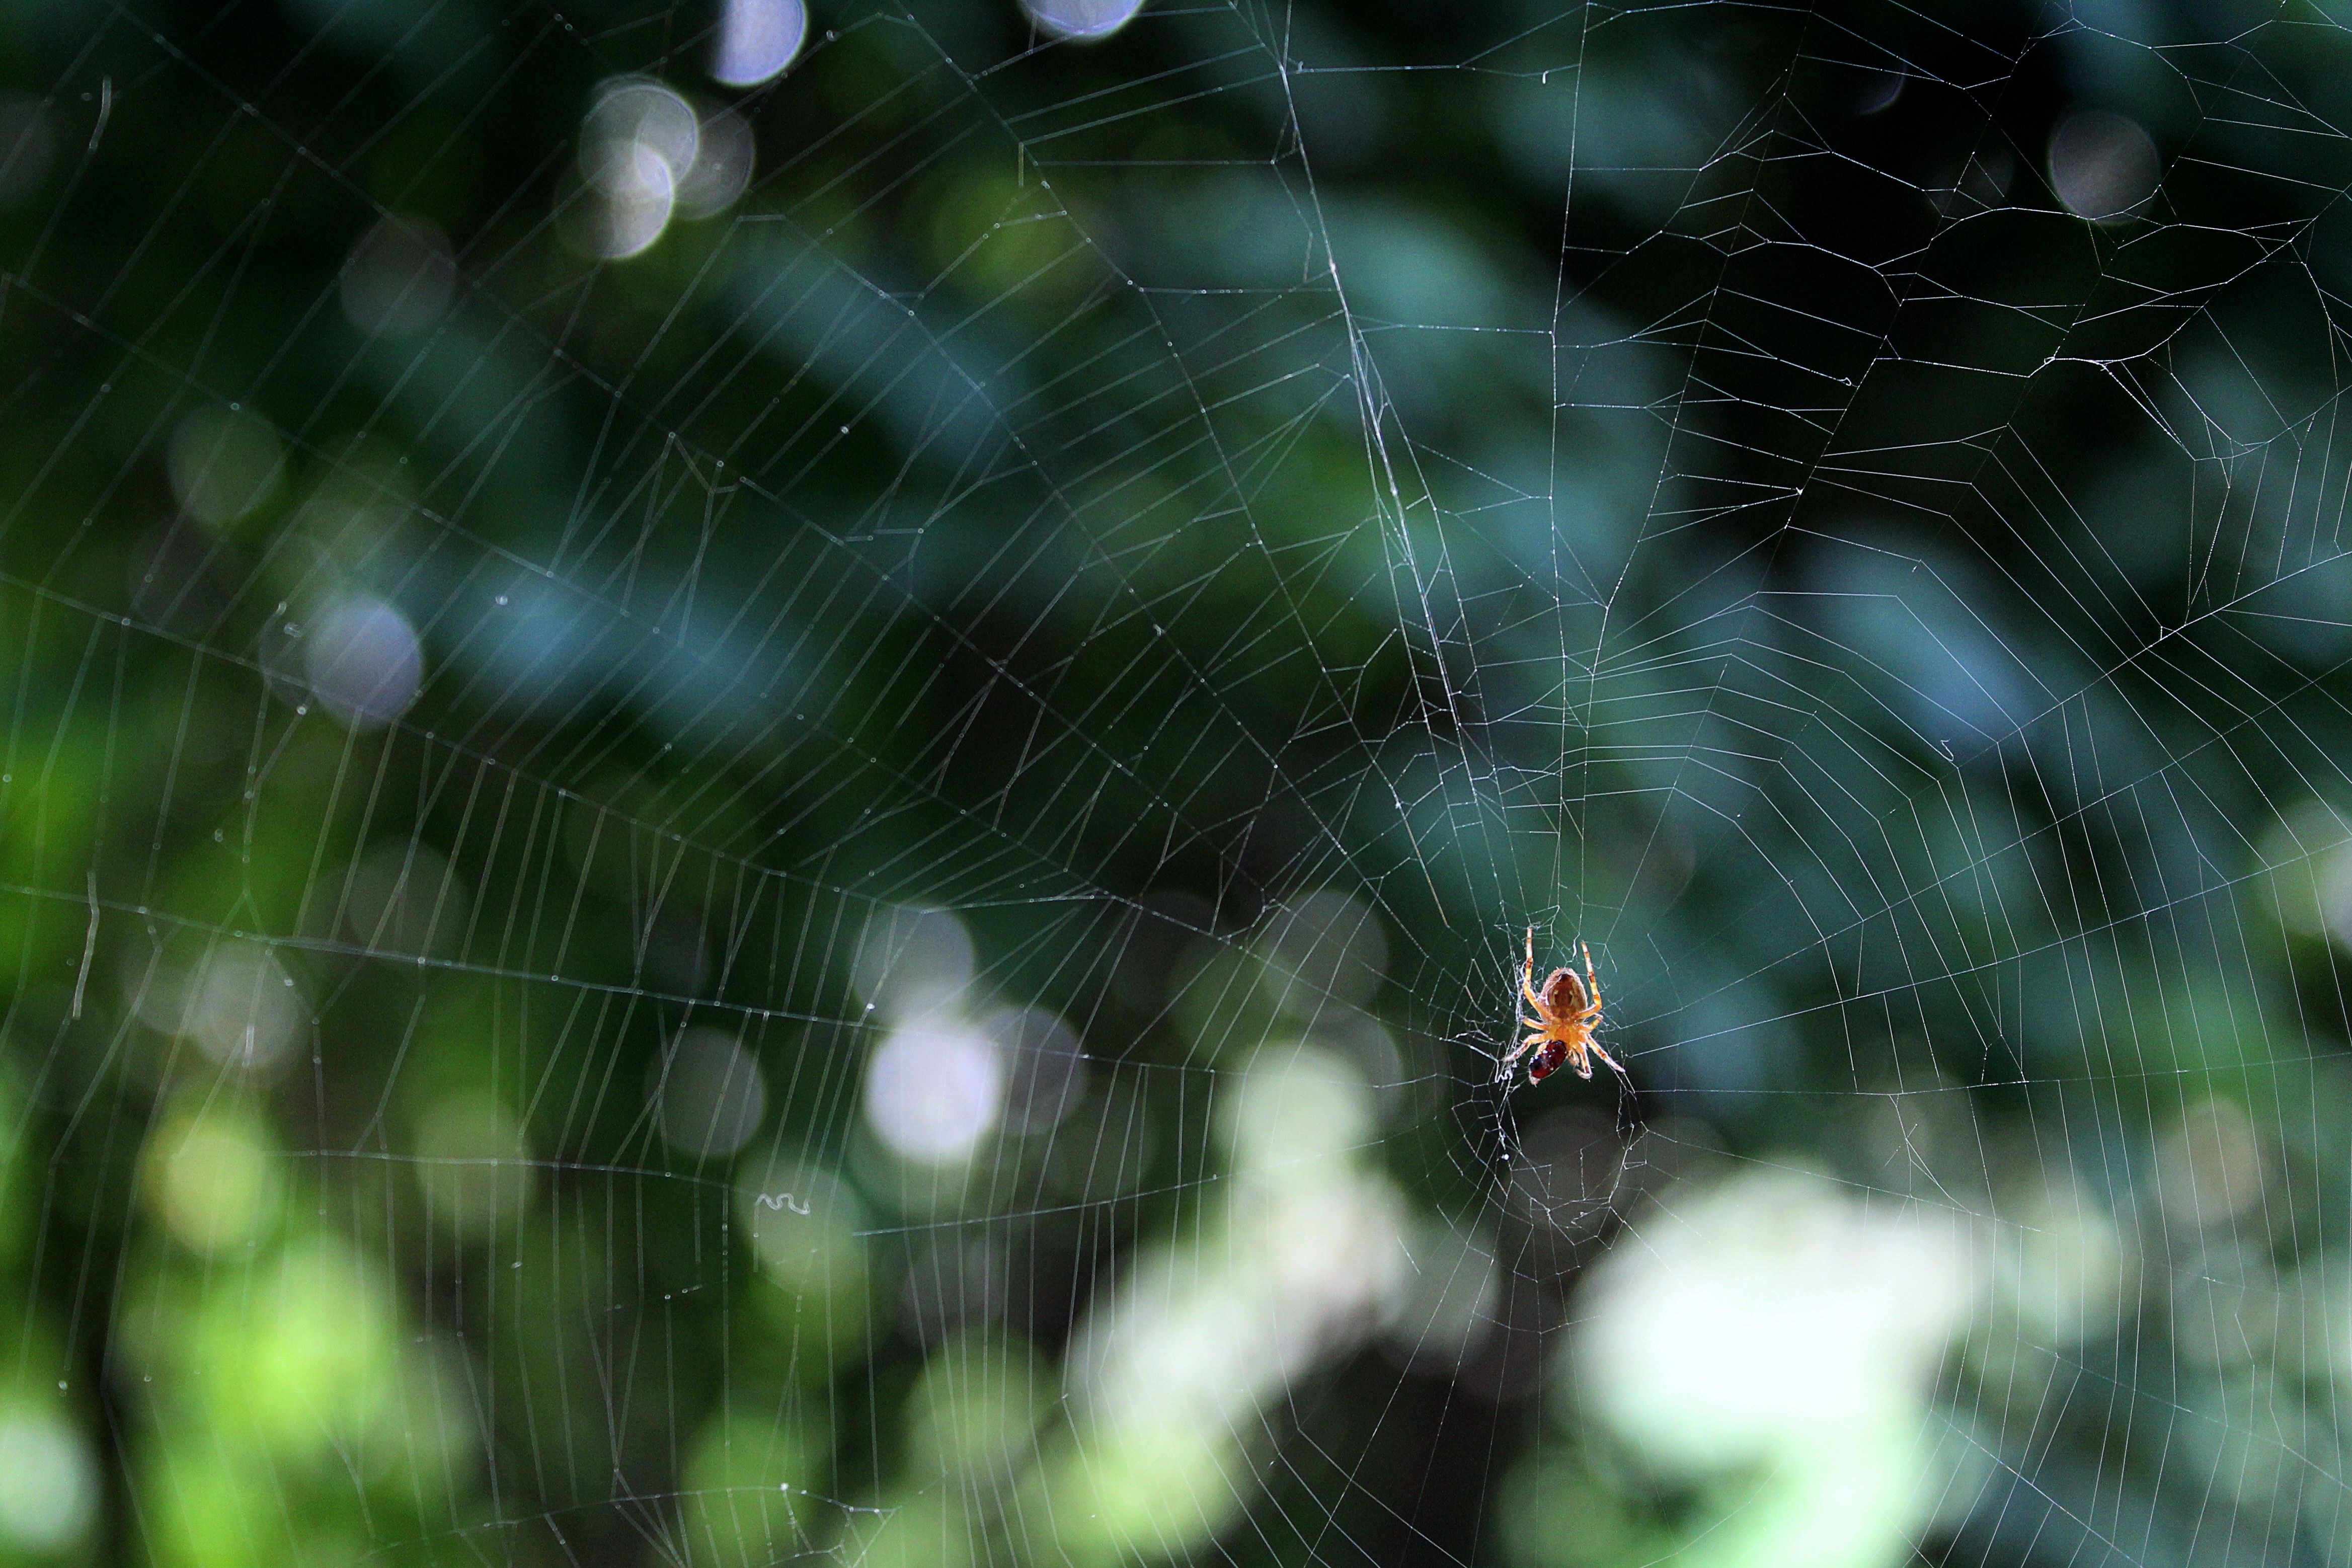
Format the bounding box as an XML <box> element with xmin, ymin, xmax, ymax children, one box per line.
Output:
<box><xmin>1</xmin><ymin>2</ymin><xmax>2351</xmax><ymax>1565</ymax></box>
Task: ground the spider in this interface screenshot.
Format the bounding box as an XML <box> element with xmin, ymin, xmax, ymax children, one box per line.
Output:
<box><xmin>1502</xmin><ymin>926</ymin><xmax>1622</xmax><ymax>1085</ymax></box>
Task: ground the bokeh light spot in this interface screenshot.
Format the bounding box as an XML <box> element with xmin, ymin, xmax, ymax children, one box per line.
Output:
<box><xmin>0</xmin><ymin>1406</ymin><xmax>97</xmax><ymax>1552</ymax></box>
<box><xmin>2049</xmin><ymin>109</ymin><xmax>2158</xmax><ymax>220</ymax></box>
<box><xmin>654</xmin><ymin>1026</ymin><xmax>769</xmax><ymax>1158</ymax></box>
<box><xmin>866</xmin><ymin>1019</ymin><xmax>1003</xmax><ymax>1165</ymax></box>
<box><xmin>338</xmin><ymin>838</ymin><xmax>469</xmax><ymax>959</ymax></box>
<box><xmin>167</xmin><ymin>407</ymin><xmax>283</xmax><ymax>526</ymax></box>
<box><xmin>300</xmin><ymin>593</ymin><xmax>423</xmax><ymax>729</ymax></box>
<box><xmin>1023</xmin><ymin>0</ymin><xmax>1146</xmax><ymax>41</ymax></box>
<box><xmin>142</xmin><ymin>1101</ymin><xmax>281</xmax><ymax>1255</ymax></box>
<box><xmin>984</xmin><ymin>1006</ymin><xmax>1086</xmax><ymax>1135</ymax></box>
<box><xmin>0</xmin><ymin>94</ymin><xmax>54</xmax><ymax>206</ymax></box>
<box><xmin>179</xmin><ymin>940</ymin><xmax>308</xmax><ymax>1072</ymax></box>
<box><xmin>341</xmin><ymin>215</ymin><xmax>455</xmax><ymax>336</ymax></box>
<box><xmin>711</xmin><ymin>0</ymin><xmax>807</xmax><ymax>88</ymax></box>
<box><xmin>851</xmin><ymin>906</ymin><xmax>975</xmax><ymax>1022</ymax></box>
<box><xmin>569</xmin><ymin>77</ymin><xmax>754</xmax><ymax>258</ymax></box>
<box><xmin>413</xmin><ymin>1092</ymin><xmax>537</xmax><ymax>1239</ymax></box>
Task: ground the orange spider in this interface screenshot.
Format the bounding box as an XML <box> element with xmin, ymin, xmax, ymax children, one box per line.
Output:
<box><xmin>1503</xmin><ymin>926</ymin><xmax>1621</xmax><ymax>1084</ymax></box>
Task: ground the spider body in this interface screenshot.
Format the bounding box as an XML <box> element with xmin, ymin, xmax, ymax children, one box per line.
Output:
<box><xmin>1504</xmin><ymin>927</ymin><xmax>1621</xmax><ymax>1084</ymax></box>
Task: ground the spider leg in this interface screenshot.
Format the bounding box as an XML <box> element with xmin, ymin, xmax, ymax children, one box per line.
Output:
<box><xmin>1521</xmin><ymin>926</ymin><xmax>1546</xmax><ymax>1011</ymax></box>
<box><xmin>1581</xmin><ymin>942</ymin><xmax>1601</xmax><ymax>1012</ymax></box>
<box><xmin>1498</xmin><ymin>1026</ymin><xmax>1547</xmax><ymax>1072</ymax></box>
<box><xmin>1587</xmin><ymin>1039</ymin><xmax>1627</xmax><ymax>1079</ymax></box>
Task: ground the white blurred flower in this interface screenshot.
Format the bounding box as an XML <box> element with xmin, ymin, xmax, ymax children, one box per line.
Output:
<box><xmin>1569</xmin><ymin>1166</ymin><xmax>1982</xmax><ymax>1568</ymax></box>
<box><xmin>1067</xmin><ymin>1044</ymin><xmax>1408</xmax><ymax>1429</ymax></box>
<box><xmin>1576</xmin><ymin>1166</ymin><xmax>1977</xmax><ymax>1468</ymax></box>
<box><xmin>1044</xmin><ymin>1042</ymin><xmax>1410</xmax><ymax>1564</ymax></box>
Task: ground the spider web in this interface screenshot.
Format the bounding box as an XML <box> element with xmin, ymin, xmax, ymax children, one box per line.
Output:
<box><xmin>0</xmin><ymin>2</ymin><xmax>2342</xmax><ymax>1567</ymax></box>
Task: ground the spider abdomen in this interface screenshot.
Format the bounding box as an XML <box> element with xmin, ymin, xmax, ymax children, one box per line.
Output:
<box><xmin>1528</xmin><ymin>1038</ymin><xmax>1572</xmax><ymax>1081</ymax></box>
